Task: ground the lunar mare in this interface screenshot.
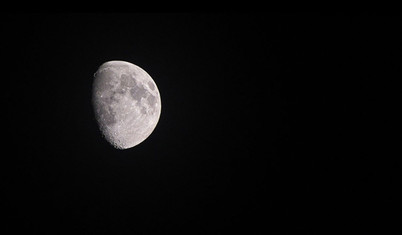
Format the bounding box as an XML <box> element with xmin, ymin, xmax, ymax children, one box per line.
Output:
<box><xmin>92</xmin><ymin>61</ymin><xmax>161</xmax><ymax>149</ymax></box>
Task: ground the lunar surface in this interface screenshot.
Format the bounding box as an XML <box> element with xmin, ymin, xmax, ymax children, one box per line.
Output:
<box><xmin>92</xmin><ymin>61</ymin><xmax>161</xmax><ymax>149</ymax></box>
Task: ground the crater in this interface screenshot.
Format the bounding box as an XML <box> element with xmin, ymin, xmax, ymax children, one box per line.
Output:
<box><xmin>130</xmin><ymin>81</ymin><xmax>148</xmax><ymax>101</ymax></box>
<box><xmin>147</xmin><ymin>94</ymin><xmax>157</xmax><ymax>106</ymax></box>
<box><xmin>148</xmin><ymin>81</ymin><xmax>155</xmax><ymax>90</ymax></box>
<box><xmin>113</xmin><ymin>86</ymin><xmax>125</xmax><ymax>95</ymax></box>
<box><xmin>141</xmin><ymin>106</ymin><xmax>147</xmax><ymax>114</ymax></box>
<box><xmin>94</xmin><ymin>72</ymin><xmax>114</xmax><ymax>92</ymax></box>
<box><xmin>96</xmin><ymin>103</ymin><xmax>116</xmax><ymax>126</ymax></box>
<box><xmin>120</xmin><ymin>73</ymin><xmax>135</xmax><ymax>87</ymax></box>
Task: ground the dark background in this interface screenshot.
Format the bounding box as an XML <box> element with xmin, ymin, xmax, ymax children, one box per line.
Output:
<box><xmin>2</xmin><ymin>13</ymin><xmax>401</xmax><ymax>234</ymax></box>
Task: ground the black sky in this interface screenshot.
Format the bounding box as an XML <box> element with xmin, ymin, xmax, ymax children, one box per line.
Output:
<box><xmin>2</xmin><ymin>13</ymin><xmax>401</xmax><ymax>234</ymax></box>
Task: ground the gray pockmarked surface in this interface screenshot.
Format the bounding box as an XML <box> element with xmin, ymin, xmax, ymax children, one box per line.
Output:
<box><xmin>92</xmin><ymin>61</ymin><xmax>161</xmax><ymax>149</ymax></box>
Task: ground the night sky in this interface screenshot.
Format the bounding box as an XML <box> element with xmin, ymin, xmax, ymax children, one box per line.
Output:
<box><xmin>2</xmin><ymin>13</ymin><xmax>401</xmax><ymax>234</ymax></box>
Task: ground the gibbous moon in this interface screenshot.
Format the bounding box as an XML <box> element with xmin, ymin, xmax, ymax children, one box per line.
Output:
<box><xmin>92</xmin><ymin>61</ymin><xmax>161</xmax><ymax>149</ymax></box>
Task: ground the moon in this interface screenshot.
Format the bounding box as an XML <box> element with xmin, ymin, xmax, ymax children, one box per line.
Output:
<box><xmin>92</xmin><ymin>60</ymin><xmax>161</xmax><ymax>149</ymax></box>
